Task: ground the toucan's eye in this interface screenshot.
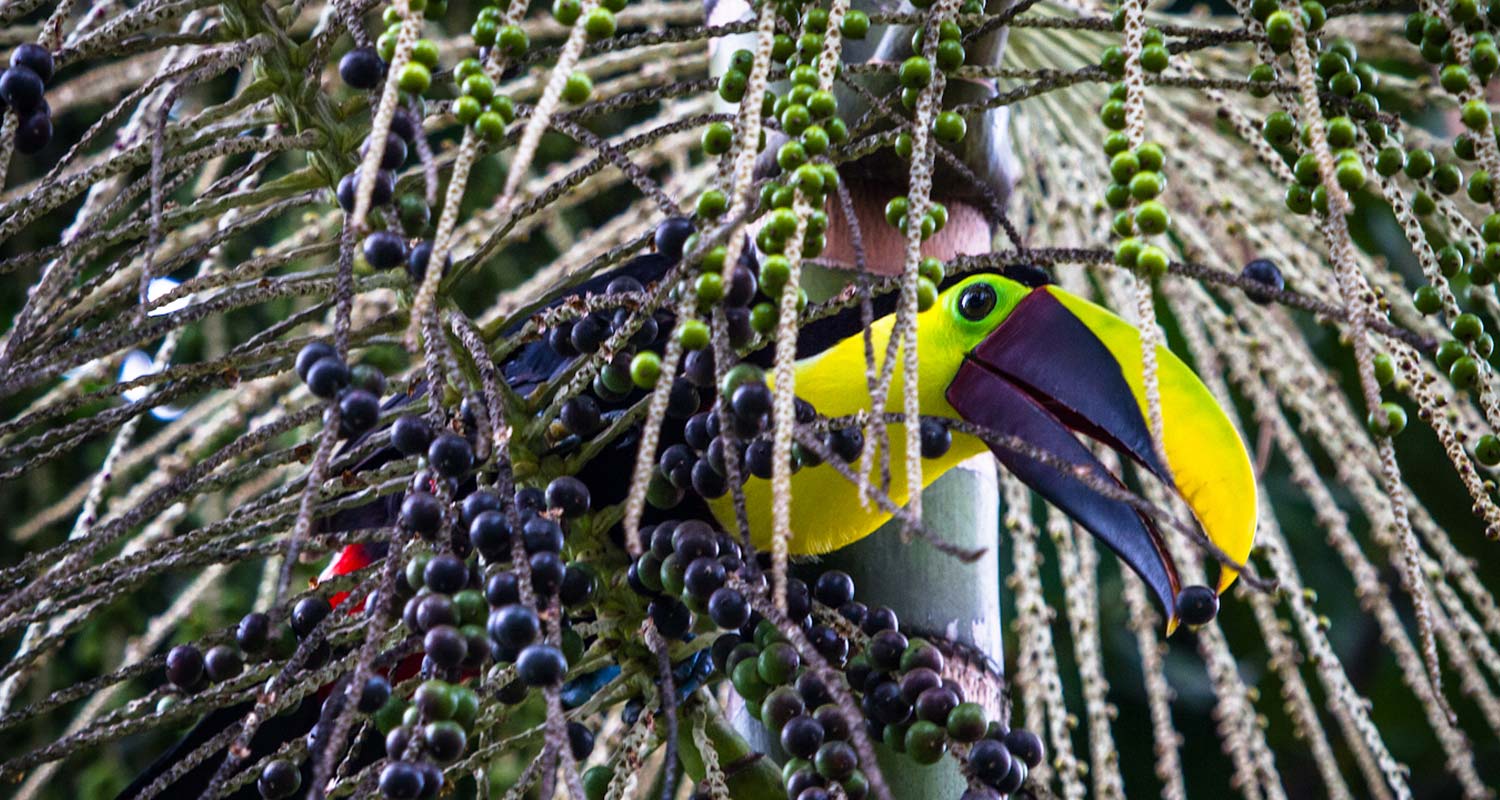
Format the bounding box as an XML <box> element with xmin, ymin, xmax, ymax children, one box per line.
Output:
<box><xmin>957</xmin><ymin>283</ymin><xmax>997</xmax><ymax>321</ymax></box>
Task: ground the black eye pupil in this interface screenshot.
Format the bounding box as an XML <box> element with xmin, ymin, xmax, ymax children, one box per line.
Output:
<box><xmin>959</xmin><ymin>285</ymin><xmax>997</xmax><ymax>320</ymax></box>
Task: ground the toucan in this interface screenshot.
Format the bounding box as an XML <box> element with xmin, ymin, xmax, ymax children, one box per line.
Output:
<box><xmin>120</xmin><ymin>240</ymin><xmax>1255</xmax><ymax>798</ymax></box>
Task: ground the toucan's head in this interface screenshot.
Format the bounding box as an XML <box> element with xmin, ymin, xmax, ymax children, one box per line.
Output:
<box><xmin>925</xmin><ymin>274</ymin><xmax>1257</xmax><ymax>629</ymax></box>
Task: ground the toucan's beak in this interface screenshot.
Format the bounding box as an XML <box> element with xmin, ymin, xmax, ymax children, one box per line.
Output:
<box><xmin>946</xmin><ymin>288</ymin><xmax>1257</xmax><ymax>632</ymax></box>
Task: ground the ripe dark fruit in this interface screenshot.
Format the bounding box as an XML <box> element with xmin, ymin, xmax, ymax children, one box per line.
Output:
<box><xmin>392</xmin><ymin>415</ymin><xmax>434</xmax><ymax>456</ymax></box>
<box><xmin>683</xmin><ymin>557</ymin><xmax>726</xmax><ymax>598</ymax></box>
<box><xmin>709</xmin><ymin>587</ymin><xmax>751</xmax><ymax>628</ymax></box>
<box><xmin>340</xmin><ymin>47</ymin><xmax>386</xmax><ymax>89</ymax></box>
<box><xmin>529</xmin><ymin>551</ymin><xmax>566</xmax><ymax>595</ymax></box>
<box><xmin>305</xmin><ymin>357</ymin><xmax>350</xmax><ymax>399</ymax></box>
<box><xmin>257</xmin><ymin>759</ymin><xmax>301</xmax><ymax>799</ymax></box>
<box><xmin>469</xmin><ymin>510</ymin><xmax>511</xmax><ymax>559</ymax></box>
<box><xmin>559</xmin><ymin>395</ymin><xmax>602</xmax><ymax>436</ymax></box>
<box><xmin>868</xmin><ymin>629</ymin><xmax>908</xmax><ymax>672</ymax></box>
<box><xmin>424</xmin><ymin>553</ymin><xmax>468</xmax><ymax>594</ymax></box>
<box><xmin>781</xmin><ymin>715</ymin><xmax>826</xmax><ymax>759</ymax></box>
<box><xmin>369</xmin><ymin>131</ymin><xmax>408</xmax><ymax>170</ymax></box>
<box><xmin>337</xmin><ymin>170</ymin><xmax>394</xmax><ymax>210</ymax></box>
<box><xmin>400</xmin><ymin>490</ymin><xmax>442</xmax><ymax>536</ymax></box>
<box><xmin>814</xmin><ymin>570</ymin><xmax>855</xmax><ymax>607</ymax></box>
<box><xmin>899</xmin><ymin>667</ymin><xmax>942</xmax><ymax>704</ymax></box>
<box><xmin>15</xmin><ymin>108</ymin><xmax>51</xmax><ymax>154</ymax></box>
<box><xmin>969</xmin><ymin>738</ymin><xmax>1013</xmax><ymax>786</ymax></box>
<box><xmin>485</xmin><ymin>571</ymin><xmax>521</xmax><ymax>607</ymax></box>
<box><xmin>560</xmin><ymin>565</ymin><xmax>595</xmax><ymax>606</ymax></box>
<box><xmin>1241</xmin><ymin>258</ymin><xmax>1285</xmax><ymax>304</ymax></box>
<box><xmin>1004</xmin><ymin>728</ymin><xmax>1046</xmax><ymax>769</ymax></box>
<box><xmin>427</xmin><ymin>433</ymin><xmax>474</xmax><ymax>477</ymax></box>
<box><xmin>732</xmin><ymin>382</ymin><xmax>773</xmax><ymax>420</ymax></box>
<box><xmin>655</xmin><ymin>216</ymin><xmax>695</xmax><ymax>260</ymax></box>
<box><xmin>364</xmin><ymin>231</ymin><xmax>408</xmax><ymax>270</ymax></box>
<box><xmin>296</xmin><ymin>342</ymin><xmax>337</xmax><ymax>380</ymax></box>
<box><xmin>650</xmin><ymin>596</ymin><xmax>693</xmax><ymax>638</ymax></box>
<box><xmin>545</xmin><ymin>476</ymin><xmax>591</xmax><ymax>516</ymax></box>
<box><xmin>915</xmin><ymin>686</ymin><xmax>958</xmax><ymax>724</ymax></box>
<box><xmin>570</xmin><ymin>312</ymin><xmax>610</xmax><ymax>353</ymax></box>
<box><xmin>358</xmin><ymin>675</ymin><xmax>392</xmax><ymax>712</ymax></box>
<box><xmin>237</xmin><ymin>612</ymin><xmax>271</xmax><ymax>653</ymax></box>
<box><xmin>291</xmin><ymin>596</ymin><xmax>332</xmax><ymax>637</ymax></box>
<box><xmin>424</xmin><ymin>720</ymin><xmax>467</xmax><ymax>762</ymax></box>
<box><xmin>996</xmin><ymin>760</ymin><xmax>1027</xmax><ymax>793</ymax></box>
<box><xmin>407</xmin><ymin>240</ymin><xmax>450</xmax><ymax>283</ymax></box>
<box><xmin>166</xmin><ymin>644</ymin><xmax>205</xmax><ymax>688</ymax></box>
<box><xmin>11</xmin><ymin>44</ymin><xmax>54</xmax><ymax>84</ymax></box>
<box><xmin>489</xmin><ymin>604</ymin><xmax>541</xmax><ymax>650</ymax></box>
<box><xmin>379</xmin><ymin>761</ymin><xmax>424</xmax><ymax>799</ymax></box>
<box><xmin>919</xmin><ymin>418</ymin><xmax>951</xmax><ymax>459</ymax></box>
<box><xmin>204</xmin><ymin>645</ymin><xmax>244</xmax><ymax>682</ymax></box>
<box><xmin>0</xmin><ymin>66</ymin><xmax>44</xmax><ymax>113</ymax></box>
<box><xmin>1177</xmin><ymin>584</ymin><xmax>1220</xmax><ymax>626</ymax></box>
<box><xmin>415</xmin><ymin>593</ymin><xmax>457</xmax><ymax>631</ymax></box>
<box><xmin>517</xmin><ymin>643</ymin><xmax>568</xmax><ymax>685</ymax></box>
<box><xmin>522</xmin><ymin>516</ymin><xmax>564</xmax><ymax>553</ymax></box>
<box><xmin>338</xmin><ymin>389</ymin><xmax>381</xmax><ymax>436</ymax></box>
<box><xmin>862</xmin><ymin>605</ymin><xmax>898</xmax><ymax>635</ymax></box>
<box><xmin>568</xmin><ymin>721</ymin><xmax>596</xmax><ymax>759</ymax></box>
<box><xmin>425</xmin><ymin>625</ymin><xmax>468</xmax><ymax>667</ymax></box>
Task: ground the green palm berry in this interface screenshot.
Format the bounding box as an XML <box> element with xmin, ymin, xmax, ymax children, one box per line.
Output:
<box><xmin>561</xmin><ymin>72</ymin><xmax>592</xmax><ymax>104</ymax></box>
<box><xmin>471</xmin><ymin>18</ymin><xmax>498</xmax><ymax>47</ymax></box>
<box><xmin>1474</xmin><ymin>42</ymin><xmax>1500</xmax><ymax>77</ymax></box>
<box><xmin>1109</xmin><ymin>82</ymin><xmax>1128</xmax><ymax>102</ymax></box>
<box><xmin>1265</xmin><ymin>11</ymin><xmax>1295</xmax><ymax>51</ymax></box>
<box><xmin>1100</xmin><ymin>46</ymin><xmax>1126</xmax><ymax>77</ymax></box>
<box><xmin>1471</xmin><ymin>171</ymin><xmax>1494</xmax><ymax>203</ymax></box>
<box><xmin>919</xmin><ymin>257</ymin><xmax>945</xmax><ymax>284</ymax></box>
<box><xmin>937</xmin><ymin>40</ymin><xmax>966</xmax><ymax>71</ymax></box>
<box><xmin>718</xmin><ymin>70</ymin><xmax>747</xmax><ymax>102</ymax></box>
<box><xmin>1454</xmin><ymin>312</ymin><xmax>1485</xmax><ymax>341</ymax></box>
<box><xmin>1105</xmin><ymin>182</ymin><xmax>1131</xmax><ymax>208</ymax></box>
<box><xmin>1475</xmin><ymin>434</ymin><xmax>1500</xmax><ymax>466</ymax></box>
<box><xmin>583</xmin><ymin>8</ymin><xmax>616</xmax><ymax>40</ymax></box>
<box><xmin>777</xmin><ymin>141</ymin><xmax>807</xmax><ymax>171</ymax></box>
<box><xmin>397</xmin><ymin>63</ymin><xmax>431</xmax><ymax>94</ymax></box>
<box><xmin>905</xmin><ymin>721</ymin><xmax>948</xmax><ymax>765</ymax></box>
<box><xmin>1285</xmin><ymin>184</ymin><xmax>1313</xmax><ymax>214</ymax></box>
<box><xmin>842</xmin><ymin>9</ymin><xmax>870</xmax><ymax>39</ymax></box>
<box><xmin>1368</xmin><ymin>402</ymin><xmax>1407</xmax><ymax>436</ymax></box>
<box><xmin>1437</xmin><ymin>339</ymin><xmax>1467</xmax><ymax>371</ymax></box>
<box><xmin>493</xmin><ymin>95</ymin><xmax>516</xmax><ymax>123</ymax></box>
<box><xmin>929</xmin><ymin>202</ymin><xmax>948</xmax><ymax>232</ymax></box>
<box><xmin>1326</xmin><ymin>117</ymin><xmax>1357</xmax><ymax>148</ymax></box>
<box><xmin>1441</xmin><ymin>64</ymin><xmax>1471</xmax><ymax>94</ymax></box>
<box><xmin>1374</xmin><ymin>352</ymin><xmax>1396</xmax><ymax>386</ymax></box>
<box><xmin>1405</xmin><ymin>149</ymin><xmax>1435</xmax><ymax>178</ymax></box>
<box><xmin>677</xmin><ymin>319</ymin><xmax>711</xmax><ymax>350</ymax></box>
<box><xmin>1109</xmin><ymin>151</ymin><xmax>1140</xmax><ymax>183</ymax></box>
<box><xmin>454</xmin><ymin>58</ymin><xmax>483</xmax><ymax>83</ymax></box>
<box><xmin>1103</xmin><ymin>132</ymin><xmax>1130</xmax><ymax>157</ymax></box>
<box><xmin>1453</xmin><ymin>0</ymin><xmax>1480</xmax><ymax>23</ymax></box>
<box><xmin>1374</xmin><ymin>147</ymin><xmax>1405</xmax><ymax>177</ymax></box>
<box><xmin>1137</xmin><ymin>245</ymin><xmax>1170</xmax><ymax>277</ymax></box>
<box><xmin>800</xmin><ymin>125</ymin><xmax>829</xmax><ymax>157</ymax></box>
<box><xmin>1248</xmin><ymin>63</ymin><xmax>1276</xmax><ymax>97</ymax></box>
<box><xmin>1450</xmin><ymin>356</ymin><xmax>1481</xmax><ymax>390</ymax></box>
<box><xmin>702</xmin><ymin>122</ymin><xmax>733</xmax><ymax>155</ymax></box>
<box><xmin>1336</xmin><ymin>160</ymin><xmax>1366</xmax><ymax>191</ymax></box>
<box><xmin>696</xmin><ymin>189</ymin><xmax>727</xmax><ymax>219</ymax></box>
<box><xmin>894</xmin><ymin>133</ymin><xmax>914</xmax><ymax>160</ymax></box>
<box><xmin>1111</xmin><ymin>210</ymin><xmax>1135</xmax><ymax>237</ymax></box>
<box><xmin>1433</xmin><ymin>163</ymin><xmax>1463</xmax><ymax>195</ymax></box>
<box><xmin>900</xmin><ymin>87</ymin><xmax>921</xmax><ymax>111</ymax></box>
<box><xmin>701</xmin><ymin>245</ymin><xmax>727</xmax><ymax>274</ymax></box>
<box><xmin>1100</xmin><ymin>100</ymin><xmax>1127</xmax><ymax>130</ymax></box>
<box><xmin>553</xmin><ymin>0</ymin><xmax>582</xmax><ymax>24</ymax></box>
<box><xmin>1136</xmin><ymin>201</ymin><xmax>1170</xmax><ymax>234</ymax></box>
<box><xmin>695</xmin><ymin>272</ymin><xmax>725</xmax><ymax>308</ymax></box>
<box><xmin>1329</xmin><ymin>72</ymin><xmax>1361</xmax><ymax>98</ymax></box>
<box><xmin>1114</xmin><ymin>237</ymin><xmax>1143</xmax><ymax>268</ymax></box>
<box><xmin>1456</xmin><ymin>133</ymin><xmax>1477</xmax><ymax>161</ymax></box>
<box><xmin>462</xmin><ymin>74</ymin><xmax>494</xmax><ymax>104</ymax></box>
<box><xmin>499</xmin><ymin>24</ymin><xmax>529</xmax><ymax>56</ymax></box>
<box><xmin>771</xmin><ymin>34</ymin><xmax>795</xmax><ymax>61</ymax></box>
<box><xmin>933</xmin><ymin>111</ymin><xmax>967</xmax><ymax>143</ymax></box>
<box><xmin>411</xmin><ymin>38</ymin><xmax>439</xmax><ymax>68</ymax></box>
<box><xmin>791</xmin><ymin>163</ymin><xmax>824</xmax><ymax>195</ymax></box>
<box><xmin>798</xmin><ymin>32</ymin><xmax>824</xmax><ymax>60</ymax></box>
<box><xmin>1263</xmin><ymin>111</ymin><xmax>1296</xmax><ymax>145</ymax></box>
<box><xmin>899</xmin><ymin>56</ymin><xmax>933</xmax><ymax>89</ymax></box>
<box><xmin>1130</xmin><ymin>170</ymin><xmax>1164</xmax><ymax>200</ymax></box>
<box><xmin>1140</xmin><ymin>43</ymin><xmax>1170</xmax><ymax>73</ymax></box>
<box><xmin>760</xmin><ymin>256</ymin><xmax>791</xmax><ymax>293</ymax></box>
<box><xmin>917</xmin><ymin>277</ymin><xmax>938</xmax><ymax>311</ymax></box>
<box><xmin>454</xmin><ymin>95</ymin><xmax>482</xmax><ymax>126</ymax></box>
<box><xmin>630</xmin><ymin>352</ymin><xmax>662</xmax><ymax>389</ymax></box>
<box><xmin>474</xmin><ymin>111</ymin><xmax>506</xmax><ymax>143</ymax></box>
<box><xmin>1413</xmin><ymin>285</ymin><xmax>1443</xmax><ymax>314</ymax></box>
<box><xmin>1462</xmin><ymin>99</ymin><xmax>1491</xmax><ymax>130</ymax></box>
<box><xmin>791</xmin><ymin>64</ymin><xmax>818</xmax><ymax>87</ymax></box>
<box><xmin>1316</xmin><ymin>51</ymin><xmax>1349</xmax><ymax>80</ymax></box>
<box><xmin>1136</xmin><ymin>141</ymin><xmax>1165</xmax><ymax>171</ymax></box>
<box><xmin>805</xmin><ymin>7</ymin><xmax>829</xmax><ymax>31</ymax></box>
<box><xmin>1303</xmin><ymin>0</ymin><xmax>1326</xmax><ymax>30</ymax></box>
<box><xmin>808</xmin><ymin>90</ymin><xmax>836</xmax><ymax>119</ymax></box>
<box><xmin>1405</xmin><ymin>13</ymin><xmax>1428</xmax><ymax>44</ymax></box>
<box><xmin>826</xmin><ymin>117</ymin><xmax>848</xmax><ymax>145</ymax></box>
<box><xmin>817</xmin><ymin>163</ymin><xmax>839</xmax><ymax>190</ymax></box>
<box><xmin>885</xmin><ymin>196</ymin><xmax>909</xmax><ymax>228</ymax></box>
<box><xmin>781</xmin><ymin>104</ymin><xmax>811</xmax><ymax>136</ymax></box>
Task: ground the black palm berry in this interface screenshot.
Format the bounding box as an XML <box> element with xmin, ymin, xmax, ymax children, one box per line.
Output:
<box><xmin>368</xmin><ymin>131</ymin><xmax>408</xmax><ymax>170</ymax></box>
<box><xmin>969</xmin><ymin>738</ymin><xmax>1013</xmax><ymax>787</ymax></box>
<box><xmin>1177</xmin><ymin>584</ymin><xmax>1219</xmax><ymax>626</ymax></box>
<box><xmin>11</xmin><ymin>44</ymin><xmax>54</xmax><ymax>84</ymax></box>
<box><xmin>257</xmin><ymin>759</ymin><xmax>301</xmax><ymax>799</ymax></box>
<box><xmin>902</xmin><ymin>640</ymin><xmax>943</xmax><ymax>673</ymax></box>
<box><xmin>660</xmin><ymin>444</ymin><xmax>696</xmax><ymax>489</ymax></box>
<box><xmin>427</xmin><ymin>433</ymin><xmax>474</xmax><ymax>477</ymax></box>
<box><xmin>469</xmin><ymin>510</ymin><xmax>511</xmax><ymax>559</ymax></box>
<box><xmin>340</xmin><ymin>47</ymin><xmax>385</xmax><ymax>89</ymax></box>
<box><xmin>560</xmin><ymin>564</ymin><xmax>595</xmax><ymax>606</ymax></box>
<box><xmin>919</xmin><ymin>418</ymin><xmax>952</xmax><ymax>459</ymax></box>
<box><xmin>379</xmin><ymin>761</ymin><xmax>423</xmax><ymax>799</ymax></box>
<box><xmin>899</xmin><ymin>667</ymin><xmax>941</xmax><ymax>704</ymax></box>
<box><xmin>1004</xmin><ymin>728</ymin><xmax>1045</xmax><ymax>768</ymax></box>
<box><xmin>546</xmin><ymin>323</ymin><xmax>577</xmax><ymax>356</ymax></box>
<box><xmin>786</xmin><ymin>771</ymin><xmax>825</xmax><ymax>799</ymax></box>
<box><xmin>672</xmin><ymin>520</ymin><xmax>718</xmax><ymax>560</ymax></box>
<box><xmin>785</xmin><ymin>577</ymin><xmax>812</xmax><ymax>620</ymax></box>
<box><xmin>915</xmin><ymin>686</ymin><xmax>958</xmax><ymax>724</ymax></box>
<box><xmin>1241</xmin><ymin>258</ymin><xmax>1284</xmax><ymax>304</ymax></box>
<box><xmin>424</xmin><ymin>625</ymin><xmax>468</xmax><ymax>667</ymax></box>
<box><xmin>616</xmin><ymin>308</ymin><xmax>658</xmax><ymax>347</ymax></box>
<box><xmin>522</xmin><ymin>516</ymin><xmax>563</xmax><ymax>553</ymax></box>
<box><xmin>517</xmin><ymin>643</ymin><xmax>568</xmax><ymax>685</ymax></box>
<box><xmin>869</xmin><ymin>680</ymin><xmax>911</xmax><ymax>725</ymax></box>
<box><xmin>666</xmin><ymin>378</ymin><xmax>699</xmax><ymax>418</ymax></box>
<box><xmin>415</xmin><ymin>593</ymin><xmax>457</xmax><ymax>631</ymax></box>
<box><xmin>295</xmin><ymin>342</ymin><xmax>337</xmax><ymax>380</ymax></box>
<box><xmin>995</xmin><ymin>760</ymin><xmax>1027</xmax><ymax>793</ymax></box>
<box><xmin>726</xmin><ymin>266</ymin><xmax>758</xmax><ymax>307</ymax></box>
<box><xmin>385</xmin><ymin>726</ymin><xmax>412</xmax><ymax>760</ymax></box>
<box><xmin>868</xmin><ymin>630</ymin><xmax>908</xmax><ymax>672</ymax></box>
<box><xmin>529</xmin><ymin>551</ymin><xmax>565</xmax><ymax>596</ymax></box>
<box><xmin>460</xmin><ymin>489</ymin><xmax>502</xmax><ymax>528</ymax></box>
<box><xmin>567</xmin><ymin>721</ymin><xmax>596</xmax><ymax>759</ymax></box>
<box><xmin>0</xmin><ymin>66</ymin><xmax>43</xmax><ymax>113</ymax></box>
<box><xmin>709</xmin><ymin>587</ymin><xmax>750</xmax><ymax>628</ymax></box>
<box><xmin>825</xmin><ymin>428</ymin><xmax>864</xmax><ymax>462</ymax></box>
<box><xmin>400</xmin><ymin>491</ymin><xmax>442</xmax><ymax>536</ymax></box>
<box><xmin>862</xmin><ymin>605</ymin><xmax>898</xmax><ymax>635</ymax></box>
<box><xmin>809</xmin><ymin>624</ymin><xmax>848</xmax><ymax>664</ymax></box>
<box><xmin>485</xmin><ymin>571</ymin><xmax>520</xmax><ymax>607</ymax></box>
<box><xmin>291</xmin><ymin>596</ymin><xmax>332</xmax><ymax>637</ymax></box>
<box><xmin>838</xmin><ymin>601</ymin><xmax>868</xmax><ymax>627</ymax></box>
<box><xmin>389</xmin><ymin>110</ymin><xmax>418</xmax><ymax>142</ymax></box>
<box><xmin>204</xmin><ymin>645</ymin><xmax>244</xmax><ymax>682</ymax></box>
<box><xmin>683</xmin><ymin>557</ymin><xmax>726</xmax><ymax>599</ymax></box>
<box><xmin>724</xmin><ymin>307</ymin><xmax>754</xmax><ymax>349</ymax></box>
<box><xmin>813</xmin><ymin>705</ymin><xmax>851</xmax><ymax>742</ymax></box>
<box><xmin>731</xmin><ymin>382</ymin><xmax>773</xmax><ymax>420</ymax></box>
<box><xmin>357</xmin><ymin>675</ymin><xmax>391</xmax><ymax>712</ymax></box>
<box><xmin>364</xmin><ymin>231</ymin><xmax>407</xmax><ymax>270</ymax></box>
<box><xmin>305</xmin><ymin>357</ymin><xmax>350</xmax><ymax>399</ymax></box>
<box><xmin>691</xmin><ymin>459</ymin><xmax>727</xmax><ymax>498</ymax></box>
<box><xmin>407</xmin><ymin>240</ymin><xmax>450</xmax><ymax>283</ymax></box>
<box><xmin>424</xmin><ymin>554</ymin><xmax>468</xmax><ymax>594</ymax></box>
<box><xmin>337</xmin><ymin>170</ymin><xmax>394</xmax><ymax>210</ymax></box>
<box><xmin>559</xmin><ymin>395</ymin><xmax>602</xmax><ymax>436</ymax></box>
<box><xmin>814</xmin><ymin>740</ymin><xmax>857</xmax><ymax>781</ymax></box>
<box><xmin>15</xmin><ymin>107</ymin><xmax>51</xmax><ymax>154</ymax></box>
<box><xmin>515</xmin><ymin>487</ymin><xmax>545</xmax><ymax>514</ymax></box>
<box><xmin>236</xmin><ymin>612</ymin><xmax>271</xmax><ymax>653</ymax></box>
<box><xmin>605</xmin><ymin>275</ymin><xmax>644</xmax><ymax>295</ymax></box>
<box><xmin>424</xmin><ymin>720</ymin><xmax>467</xmax><ymax>762</ymax></box>
<box><xmin>488</xmin><ymin>604</ymin><xmax>540</xmax><ymax>650</ymax></box>
<box><xmin>762</xmin><ymin>687</ymin><xmax>805</xmax><ymax>731</ymax></box>
<box><xmin>655</xmin><ymin>216</ymin><xmax>694</xmax><ymax>260</ymax></box>
<box><xmin>813</xmin><ymin>570</ymin><xmax>854</xmax><ymax>607</ymax></box>
<box><xmin>781</xmin><ymin>715</ymin><xmax>826</xmax><ymax>759</ymax></box>
<box><xmin>338</xmin><ymin>389</ymin><xmax>381</xmax><ymax>436</ymax></box>
<box><xmin>166</xmin><ymin>644</ymin><xmax>204</xmax><ymax>688</ymax></box>
<box><xmin>545</xmin><ymin>476</ymin><xmax>590</xmax><ymax>516</ymax></box>
<box><xmin>683</xmin><ymin>349</ymin><xmax>715</xmax><ymax>387</ymax></box>
<box><xmin>683</xmin><ymin>412</ymin><xmax>713</xmax><ymax>451</ymax></box>
<box><xmin>745</xmin><ymin>439</ymin><xmax>774</xmax><ymax>478</ymax></box>
<box><xmin>392</xmin><ymin>415</ymin><xmax>434</xmax><ymax>456</ymax></box>
<box><xmin>650</xmin><ymin>596</ymin><xmax>693</xmax><ymax>638</ymax></box>
<box><xmin>569</xmin><ymin>312</ymin><xmax>610</xmax><ymax>353</ymax></box>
